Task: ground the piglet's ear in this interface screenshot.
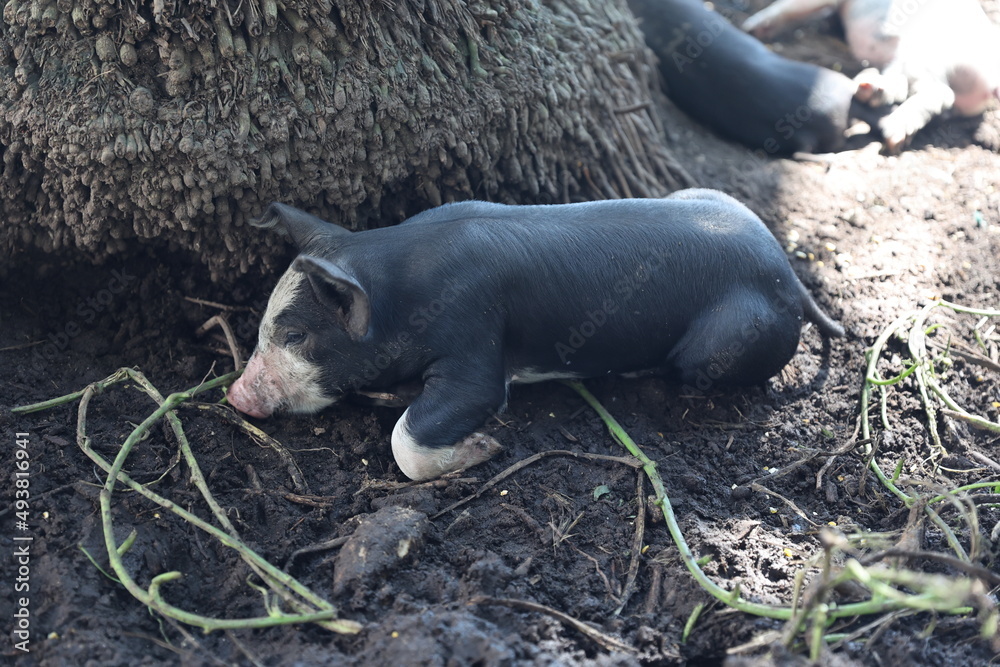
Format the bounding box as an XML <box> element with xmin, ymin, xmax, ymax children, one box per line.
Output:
<box><xmin>292</xmin><ymin>255</ymin><xmax>371</xmax><ymax>340</ymax></box>
<box><xmin>252</xmin><ymin>202</ymin><xmax>351</xmax><ymax>250</ymax></box>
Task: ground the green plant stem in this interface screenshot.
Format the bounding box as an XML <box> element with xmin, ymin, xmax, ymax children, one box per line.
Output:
<box><xmin>70</xmin><ymin>368</ymin><xmax>359</xmax><ymax>634</ymax></box>
<box><xmin>562</xmin><ymin>381</ymin><xmax>958</xmax><ymax>624</ymax></box>
<box><xmin>928</xmin><ymin>482</ymin><xmax>1000</xmax><ymax>505</ymax></box>
<box><xmin>13</xmin><ymin>388</ymin><xmax>91</xmax><ymax>414</ymax></box>
<box><xmin>563</xmin><ymin>381</ymin><xmax>788</xmax><ymax>618</ymax></box>
<box><xmin>857</xmin><ymin>300</ymin><xmax>1000</xmax><ymax>561</ymax></box>
<box><xmin>859</xmin><ymin>315</ymin><xmax>916</xmax><ymax>505</ymax></box>
<box><xmin>908</xmin><ymin>303</ymin><xmax>946</xmax><ymax>458</ymax></box>
<box><xmin>928</xmin><ymin>378</ymin><xmax>1000</xmax><ymax>434</ymax></box>
<box><xmin>93</xmin><ymin>375</ymin><xmax>332</xmax><ymax>630</ymax></box>
<box><xmin>866</xmin><ymin>362</ymin><xmax>919</xmax><ymax>386</ymax></box>
<box><xmin>122</xmin><ymin>372</ymin><xmax>336</xmax><ymax>621</ymax></box>
<box><xmin>13</xmin><ymin>367</ymin><xmax>133</xmax><ymax>413</ymax></box>
<box><xmin>935</xmin><ymin>301</ymin><xmax>1000</xmax><ymax>318</ymax></box>
<box><xmin>682</xmin><ymin>602</ymin><xmax>705</xmax><ymax>643</ymax></box>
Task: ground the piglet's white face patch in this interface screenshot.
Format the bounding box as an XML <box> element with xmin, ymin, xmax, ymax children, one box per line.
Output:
<box><xmin>227</xmin><ymin>270</ymin><xmax>334</xmax><ymax>417</ymax></box>
<box><xmin>257</xmin><ymin>270</ymin><xmax>305</xmax><ymax>355</ymax></box>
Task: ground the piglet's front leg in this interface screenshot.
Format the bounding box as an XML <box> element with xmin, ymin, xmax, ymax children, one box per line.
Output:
<box><xmin>392</xmin><ymin>415</ymin><xmax>502</xmax><ymax>481</ymax></box>
<box><xmin>389</xmin><ymin>360</ymin><xmax>507</xmax><ymax>481</ymax></box>
<box><xmin>878</xmin><ymin>79</ymin><xmax>955</xmax><ymax>151</ymax></box>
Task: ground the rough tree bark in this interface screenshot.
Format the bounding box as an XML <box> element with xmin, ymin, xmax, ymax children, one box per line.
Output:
<box><xmin>0</xmin><ymin>0</ymin><xmax>691</xmax><ymax>279</ymax></box>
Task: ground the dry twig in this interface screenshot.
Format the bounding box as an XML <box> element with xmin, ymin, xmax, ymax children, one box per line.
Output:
<box><xmin>431</xmin><ymin>449</ymin><xmax>641</xmax><ymax>520</ymax></box>
<box><xmin>469</xmin><ymin>596</ymin><xmax>642</xmax><ymax>656</ymax></box>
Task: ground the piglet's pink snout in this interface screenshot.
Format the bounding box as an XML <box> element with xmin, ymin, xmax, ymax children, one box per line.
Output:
<box><xmin>227</xmin><ymin>372</ymin><xmax>273</xmax><ymax>419</ymax></box>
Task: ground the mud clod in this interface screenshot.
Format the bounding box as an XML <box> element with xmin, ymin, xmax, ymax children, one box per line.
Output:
<box><xmin>332</xmin><ymin>505</ymin><xmax>430</xmax><ymax>597</ymax></box>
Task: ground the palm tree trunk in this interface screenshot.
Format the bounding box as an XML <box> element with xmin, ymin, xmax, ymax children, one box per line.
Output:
<box><xmin>0</xmin><ymin>0</ymin><xmax>691</xmax><ymax>279</ymax></box>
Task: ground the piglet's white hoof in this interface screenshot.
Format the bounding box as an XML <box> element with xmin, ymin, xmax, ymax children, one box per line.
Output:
<box><xmin>401</xmin><ymin>432</ymin><xmax>502</xmax><ymax>481</ymax></box>
<box><xmin>392</xmin><ymin>412</ymin><xmax>502</xmax><ymax>481</ymax></box>
<box><xmin>854</xmin><ymin>68</ymin><xmax>909</xmax><ymax>108</ymax></box>
<box><xmin>878</xmin><ymin>116</ymin><xmax>910</xmax><ymax>154</ymax></box>
<box><xmin>853</xmin><ymin>68</ymin><xmax>883</xmax><ymax>104</ymax></box>
<box><xmin>449</xmin><ymin>432</ymin><xmax>503</xmax><ymax>474</ymax></box>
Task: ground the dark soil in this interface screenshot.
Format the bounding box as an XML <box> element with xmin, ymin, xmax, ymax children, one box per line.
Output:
<box><xmin>3</xmin><ymin>4</ymin><xmax>1000</xmax><ymax>666</ymax></box>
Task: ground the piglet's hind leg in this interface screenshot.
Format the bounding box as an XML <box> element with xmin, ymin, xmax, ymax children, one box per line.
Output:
<box><xmin>669</xmin><ymin>289</ymin><xmax>801</xmax><ymax>391</ymax></box>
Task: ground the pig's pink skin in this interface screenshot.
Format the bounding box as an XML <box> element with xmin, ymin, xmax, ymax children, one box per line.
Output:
<box><xmin>227</xmin><ymin>378</ymin><xmax>271</xmax><ymax>418</ymax></box>
<box><xmin>227</xmin><ymin>356</ymin><xmax>275</xmax><ymax>419</ymax></box>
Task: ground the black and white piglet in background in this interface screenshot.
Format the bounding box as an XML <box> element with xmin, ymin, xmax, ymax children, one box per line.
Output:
<box><xmin>744</xmin><ymin>0</ymin><xmax>1000</xmax><ymax>151</ymax></box>
<box><xmin>628</xmin><ymin>0</ymin><xmax>856</xmax><ymax>156</ymax></box>
<box><xmin>227</xmin><ymin>191</ymin><xmax>845</xmax><ymax>481</ymax></box>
